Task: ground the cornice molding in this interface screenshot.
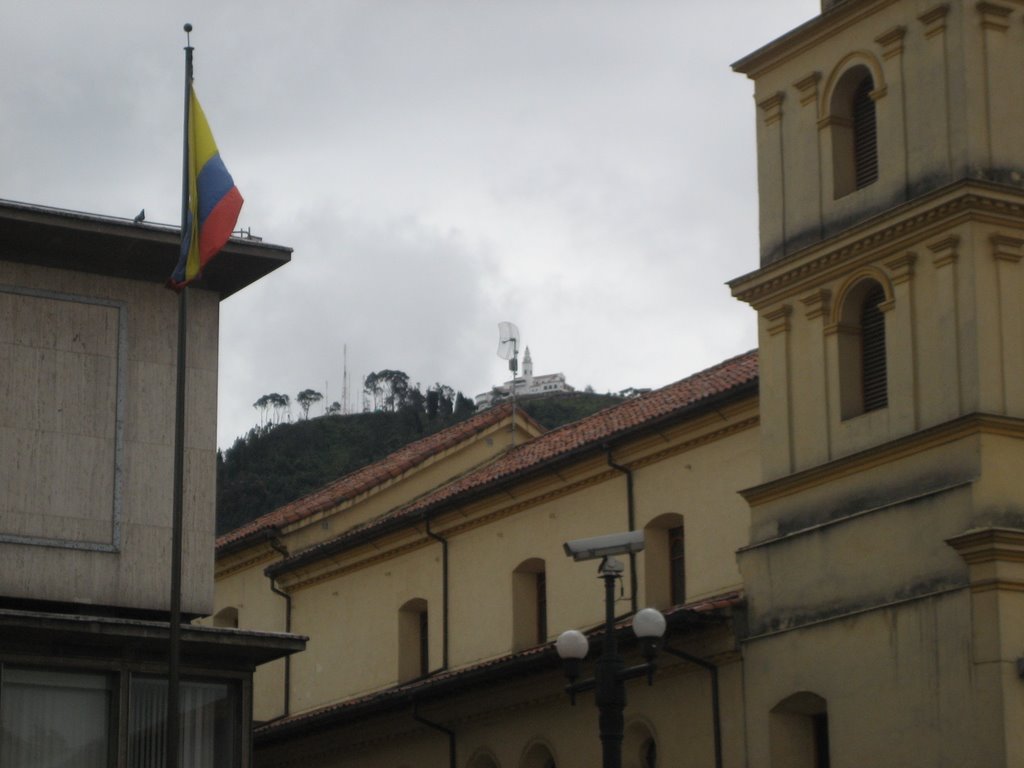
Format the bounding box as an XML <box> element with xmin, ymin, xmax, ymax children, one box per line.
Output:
<box><xmin>758</xmin><ymin>92</ymin><xmax>785</xmax><ymax>126</ymax></box>
<box><xmin>977</xmin><ymin>1</ymin><xmax>1014</xmax><ymax>31</ymax></box>
<box><xmin>794</xmin><ymin>72</ymin><xmax>822</xmax><ymax>107</ymax></box>
<box><xmin>918</xmin><ymin>3</ymin><xmax>950</xmax><ymax>39</ymax></box>
<box><xmin>627</xmin><ymin>416</ymin><xmax>759</xmax><ymax>472</ymax></box>
<box><xmin>730</xmin><ymin>184</ymin><xmax>1024</xmax><ymax>308</ymax></box>
<box><xmin>884</xmin><ymin>251</ymin><xmax>916</xmax><ymax>284</ymax></box>
<box><xmin>875</xmin><ymin>25</ymin><xmax>906</xmax><ymax>59</ymax></box>
<box><xmin>741</xmin><ymin>413</ymin><xmax>1024</xmax><ymax>506</ymax></box>
<box><xmin>765</xmin><ymin>304</ymin><xmax>793</xmax><ymax>335</ymax></box>
<box><xmin>947</xmin><ymin>526</ymin><xmax>1024</xmax><ymax>565</ymax></box>
<box><xmin>216</xmin><ymin>548</ymin><xmax>277</xmax><ymax>579</ymax></box>
<box><xmin>732</xmin><ymin>0</ymin><xmax>901</xmax><ymax>79</ymax></box>
<box><xmin>801</xmin><ymin>289</ymin><xmax>832</xmax><ymax>320</ymax></box>
<box><xmin>991</xmin><ymin>233</ymin><xmax>1024</xmax><ymax>262</ymax></box>
<box><xmin>928</xmin><ymin>234</ymin><xmax>960</xmax><ymax>268</ymax></box>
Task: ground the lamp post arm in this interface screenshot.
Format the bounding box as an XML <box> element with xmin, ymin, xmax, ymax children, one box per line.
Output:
<box><xmin>619</xmin><ymin>661</ymin><xmax>657</xmax><ymax>684</ymax></box>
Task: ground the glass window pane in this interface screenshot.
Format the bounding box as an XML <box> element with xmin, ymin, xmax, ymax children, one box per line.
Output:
<box><xmin>128</xmin><ymin>677</ymin><xmax>239</xmax><ymax>768</ymax></box>
<box><xmin>1</xmin><ymin>667</ymin><xmax>112</xmax><ymax>768</ymax></box>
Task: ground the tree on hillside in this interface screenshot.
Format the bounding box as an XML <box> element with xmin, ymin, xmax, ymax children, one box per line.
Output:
<box><xmin>296</xmin><ymin>389</ymin><xmax>324</xmax><ymax>419</ymax></box>
<box><xmin>363</xmin><ymin>373</ymin><xmax>382</xmax><ymax>411</ymax></box>
<box><xmin>254</xmin><ymin>392</ymin><xmax>291</xmax><ymax>425</ymax></box>
<box><xmin>326</xmin><ymin>401</ymin><xmax>342</xmax><ymax>415</ymax></box>
<box><xmin>253</xmin><ymin>394</ymin><xmax>272</xmax><ymax>425</ymax></box>
<box><xmin>430</xmin><ymin>384</ymin><xmax>454</xmax><ymax>417</ymax></box>
<box><xmin>406</xmin><ymin>385</ymin><xmax>425</xmax><ymax>415</ymax></box>
<box><xmin>364</xmin><ymin>370</ymin><xmax>413</xmax><ymax>412</ymax></box>
<box><xmin>453</xmin><ymin>391</ymin><xmax>476</xmax><ymax>418</ymax></box>
<box><xmin>269</xmin><ymin>393</ymin><xmax>290</xmax><ymax>423</ymax></box>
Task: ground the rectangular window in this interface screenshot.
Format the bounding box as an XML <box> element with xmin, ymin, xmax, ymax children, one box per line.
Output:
<box><xmin>128</xmin><ymin>677</ymin><xmax>240</xmax><ymax>768</ymax></box>
<box><xmin>0</xmin><ymin>667</ymin><xmax>241</xmax><ymax>768</ymax></box>
<box><xmin>0</xmin><ymin>667</ymin><xmax>113</xmax><ymax>768</ymax></box>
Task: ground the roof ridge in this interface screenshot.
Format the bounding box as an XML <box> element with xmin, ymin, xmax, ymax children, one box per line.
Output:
<box><xmin>266</xmin><ymin>351</ymin><xmax>759</xmax><ymax>575</ymax></box>
<box><xmin>217</xmin><ymin>402</ymin><xmax>535</xmax><ymax>551</ymax></box>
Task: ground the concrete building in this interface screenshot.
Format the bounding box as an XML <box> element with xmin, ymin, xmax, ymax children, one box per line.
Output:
<box><xmin>212</xmin><ymin>0</ymin><xmax>1024</xmax><ymax>765</ymax></box>
<box><xmin>0</xmin><ymin>200</ymin><xmax>304</xmax><ymax>767</ymax></box>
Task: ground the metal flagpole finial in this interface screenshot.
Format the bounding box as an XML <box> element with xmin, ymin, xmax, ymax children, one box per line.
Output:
<box><xmin>184</xmin><ymin>22</ymin><xmax>192</xmax><ymax>47</ymax></box>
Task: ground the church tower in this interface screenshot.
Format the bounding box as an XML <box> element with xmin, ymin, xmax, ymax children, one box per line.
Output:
<box><xmin>522</xmin><ymin>345</ymin><xmax>534</xmax><ymax>385</ymax></box>
<box><xmin>730</xmin><ymin>1</ymin><xmax>1024</xmax><ymax>765</ymax></box>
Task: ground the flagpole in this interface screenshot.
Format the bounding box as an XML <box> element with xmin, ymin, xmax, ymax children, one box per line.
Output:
<box><xmin>167</xmin><ymin>22</ymin><xmax>193</xmax><ymax>768</ymax></box>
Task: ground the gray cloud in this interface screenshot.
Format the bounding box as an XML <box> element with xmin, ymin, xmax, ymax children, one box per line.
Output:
<box><xmin>2</xmin><ymin>0</ymin><xmax>820</xmax><ymax>446</ymax></box>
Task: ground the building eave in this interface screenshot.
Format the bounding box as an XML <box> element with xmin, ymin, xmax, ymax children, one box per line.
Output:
<box><xmin>0</xmin><ymin>198</ymin><xmax>291</xmax><ymax>299</ymax></box>
<box><xmin>0</xmin><ymin>607</ymin><xmax>307</xmax><ymax>670</ymax></box>
<box><xmin>731</xmin><ymin>0</ymin><xmax>896</xmax><ymax>79</ymax></box>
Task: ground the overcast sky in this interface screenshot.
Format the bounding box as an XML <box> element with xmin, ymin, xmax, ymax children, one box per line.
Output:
<box><xmin>3</xmin><ymin>0</ymin><xmax>819</xmax><ymax>448</ymax></box>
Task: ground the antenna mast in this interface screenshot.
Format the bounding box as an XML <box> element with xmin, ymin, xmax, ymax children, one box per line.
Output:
<box><xmin>342</xmin><ymin>343</ymin><xmax>349</xmax><ymax>415</ymax></box>
<box><xmin>497</xmin><ymin>322</ymin><xmax>521</xmax><ymax>446</ymax></box>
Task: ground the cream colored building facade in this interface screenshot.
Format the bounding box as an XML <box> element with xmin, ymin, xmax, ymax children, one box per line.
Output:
<box><xmin>212</xmin><ymin>0</ymin><xmax>1024</xmax><ymax>765</ymax></box>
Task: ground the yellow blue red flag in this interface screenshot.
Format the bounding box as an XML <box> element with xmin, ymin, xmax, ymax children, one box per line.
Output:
<box><xmin>169</xmin><ymin>86</ymin><xmax>243</xmax><ymax>290</ymax></box>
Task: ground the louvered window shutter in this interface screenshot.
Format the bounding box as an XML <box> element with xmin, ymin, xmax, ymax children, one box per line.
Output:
<box><xmin>861</xmin><ymin>284</ymin><xmax>887</xmax><ymax>412</ymax></box>
<box><xmin>853</xmin><ymin>78</ymin><xmax>879</xmax><ymax>189</ymax></box>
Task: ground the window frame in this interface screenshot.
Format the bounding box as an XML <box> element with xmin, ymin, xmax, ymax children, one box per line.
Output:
<box><xmin>835</xmin><ymin>276</ymin><xmax>890</xmax><ymax>420</ymax></box>
<box><xmin>821</xmin><ymin>58</ymin><xmax>885</xmax><ymax>200</ymax></box>
<box><xmin>0</xmin><ymin>662</ymin><xmax>244</xmax><ymax>768</ymax></box>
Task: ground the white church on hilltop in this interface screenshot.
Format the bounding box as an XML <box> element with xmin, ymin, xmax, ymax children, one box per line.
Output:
<box><xmin>475</xmin><ymin>346</ymin><xmax>574</xmax><ymax>408</ymax></box>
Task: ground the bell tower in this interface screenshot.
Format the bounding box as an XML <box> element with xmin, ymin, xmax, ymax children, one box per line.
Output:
<box><xmin>731</xmin><ymin>0</ymin><xmax>1024</xmax><ymax>480</ymax></box>
<box><xmin>730</xmin><ymin>3</ymin><xmax>1024</xmax><ymax>765</ymax></box>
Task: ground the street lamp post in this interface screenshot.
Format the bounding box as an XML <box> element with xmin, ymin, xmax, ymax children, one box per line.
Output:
<box><xmin>556</xmin><ymin>551</ymin><xmax>667</xmax><ymax>768</ymax></box>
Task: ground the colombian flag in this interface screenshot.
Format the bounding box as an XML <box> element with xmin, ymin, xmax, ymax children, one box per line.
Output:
<box><xmin>169</xmin><ymin>86</ymin><xmax>243</xmax><ymax>290</ymax></box>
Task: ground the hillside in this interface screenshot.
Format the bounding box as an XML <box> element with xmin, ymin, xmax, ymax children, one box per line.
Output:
<box><xmin>216</xmin><ymin>392</ymin><xmax>623</xmax><ymax>535</ymax></box>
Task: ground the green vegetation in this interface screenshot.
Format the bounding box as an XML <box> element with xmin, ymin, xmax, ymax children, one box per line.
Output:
<box><xmin>514</xmin><ymin>391</ymin><xmax>624</xmax><ymax>430</ymax></box>
<box><xmin>216</xmin><ymin>388</ymin><xmax>624</xmax><ymax>536</ymax></box>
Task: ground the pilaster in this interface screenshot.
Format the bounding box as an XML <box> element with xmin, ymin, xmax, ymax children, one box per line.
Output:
<box><xmin>883</xmin><ymin>252</ymin><xmax>918</xmax><ymax>433</ymax></box>
<box><xmin>926</xmin><ymin>236</ymin><xmax>962</xmax><ymax>421</ymax></box>
<box><xmin>761</xmin><ymin>305</ymin><xmax>795</xmax><ymax>479</ymax></box>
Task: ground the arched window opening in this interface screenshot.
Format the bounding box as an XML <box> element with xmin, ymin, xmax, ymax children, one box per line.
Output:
<box><xmin>520</xmin><ymin>742</ymin><xmax>556</xmax><ymax>768</ymax></box>
<box><xmin>623</xmin><ymin>721</ymin><xmax>658</xmax><ymax>768</ymax></box>
<box><xmin>829</xmin><ymin>65</ymin><xmax>879</xmax><ymax>198</ymax></box>
<box><xmin>212</xmin><ymin>606</ymin><xmax>238</xmax><ymax>628</ymax></box>
<box><xmin>513</xmin><ymin>558</ymin><xmax>547</xmax><ymax>650</ymax></box>
<box><xmin>643</xmin><ymin>514</ymin><xmax>685</xmax><ymax>609</ymax></box>
<box><xmin>398</xmin><ymin>598</ymin><xmax>428</xmax><ymax>682</ymax></box>
<box><xmin>468</xmin><ymin>751</ymin><xmax>501</xmax><ymax>768</ymax></box>
<box><xmin>837</xmin><ymin>278</ymin><xmax>888</xmax><ymax>419</ymax></box>
<box><xmin>770</xmin><ymin>692</ymin><xmax>830</xmax><ymax>768</ymax></box>
<box><xmin>643</xmin><ymin>739</ymin><xmax>657</xmax><ymax>768</ymax></box>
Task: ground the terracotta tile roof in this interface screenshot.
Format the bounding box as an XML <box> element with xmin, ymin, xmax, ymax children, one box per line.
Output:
<box><xmin>269</xmin><ymin>351</ymin><xmax>758</xmax><ymax>575</ymax></box>
<box><xmin>254</xmin><ymin>591</ymin><xmax>742</xmax><ymax>744</ymax></box>
<box><xmin>216</xmin><ymin>402</ymin><xmax>543</xmax><ymax>553</ymax></box>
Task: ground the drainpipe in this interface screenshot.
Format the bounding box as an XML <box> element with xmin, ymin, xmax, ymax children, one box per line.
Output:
<box><xmin>413</xmin><ymin>703</ymin><xmax>456</xmax><ymax>768</ymax></box>
<box><xmin>267</xmin><ymin>539</ymin><xmax>292</xmax><ymax>718</ymax></box>
<box><xmin>662</xmin><ymin>646</ymin><xmax>722</xmax><ymax>768</ymax></box>
<box><xmin>424</xmin><ymin>518</ymin><xmax>450</xmax><ymax>670</ymax></box>
<box><xmin>605</xmin><ymin>448</ymin><xmax>638</xmax><ymax>613</ymax></box>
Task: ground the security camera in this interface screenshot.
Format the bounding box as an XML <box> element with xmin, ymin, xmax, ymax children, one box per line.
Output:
<box><xmin>563</xmin><ymin>530</ymin><xmax>645</xmax><ymax>562</ymax></box>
